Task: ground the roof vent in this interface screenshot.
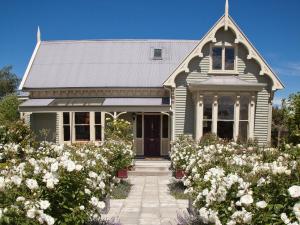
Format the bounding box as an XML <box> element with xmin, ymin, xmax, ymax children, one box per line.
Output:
<box><xmin>153</xmin><ymin>48</ymin><xmax>162</xmax><ymax>60</ymax></box>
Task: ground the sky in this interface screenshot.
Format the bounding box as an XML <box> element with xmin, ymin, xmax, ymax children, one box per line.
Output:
<box><xmin>0</xmin><ymin>0</ymin><xmax>299</xmax><ymax>104</ymax></box>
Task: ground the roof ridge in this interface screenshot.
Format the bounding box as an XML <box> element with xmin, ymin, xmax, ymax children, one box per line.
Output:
<box><xmin>41</xmin><ymin>39</ymin><xmax>199</xmax><ymax>44</ymax></box>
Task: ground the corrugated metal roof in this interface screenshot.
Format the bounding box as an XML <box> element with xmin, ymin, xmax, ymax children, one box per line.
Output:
<box><xmin>20</xmin><ymin>99</ymin><xmax>54</xmax><ymax>107</ymax></box>
<box><xmin>23</xmin><ymin>40</ymin><xmax>198</xmax><ymax>89</ymax></box>
<box><xmin>20</xmin><ymin>98</ymin><xmax>168</xmax><ymax>107</ymax></box>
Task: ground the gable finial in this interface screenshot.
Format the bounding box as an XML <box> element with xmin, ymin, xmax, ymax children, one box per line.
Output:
<box><xmin>37</xmin><ymin>26</ymin><xmax>41</xmax><ymax>43</ymax></box>
<box><xmin>225</xmin><ymin>0</ymin><xmax>229</xmax><ymax>31</ymax></box>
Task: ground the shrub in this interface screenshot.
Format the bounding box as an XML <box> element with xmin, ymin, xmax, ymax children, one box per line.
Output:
<box><xmin>0</xmin><ymin>95</ymin><xmax>20</xmax><ymax>124</ymax></box>
<box><xmin>171</xmin><ymin>139</ymin><xmax>300</xmax><ymax>225</ymax></box>
<box><xmin>0</xmin><ymin>120</ymin><xmax>35</xmax><ymax>149</ymax></box>
<box><xmin>170</xmin><ymin>135</ymin><xmax>197</xmax><ymax>171</ymax></box>
<box><xmin>101</xmin><ymin>140</ymin><xmax>134</xmax><ymax>172</ymax></box>
<box><xmin>0</xmin><ymin>143</ymin><xmax>117</xmax><ymax>225</ymax></box>
<box><xmin>105</xmin><ymin>117</ymin><xmax>133</xmax><ymax>144</ymax></box>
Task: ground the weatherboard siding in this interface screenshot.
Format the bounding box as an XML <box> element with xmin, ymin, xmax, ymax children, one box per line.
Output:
<box><xmin>254</xmin><ymin>88</ymin><xmax>270</xmax><ymax>145</ymax></box>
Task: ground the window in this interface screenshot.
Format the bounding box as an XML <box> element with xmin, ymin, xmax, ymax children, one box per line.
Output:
<box><xmin>211</xmin><ymin>46</ymin><xmax>236</xmax><ymax>71</ymax></box>
<box><xmin>239</xmin><ymin>96</ymin><xmax>249</xmax><ymax>142</ymax></box>
<box><xmin>75</xmin><ymin>112</ymin><xmax>90</xmax><ymax>141</ymax></box>
<box><xmin>153</xmin><ymin>48</ymin><xmax>162</xmax><ymax>59</ymax></box>
<box><xmin>217</xmin><ymin>96</ymin><xmax>234</xmax><ymax>139</ymax></box>
<box><xmin>95</xmin><ymin>112</ymin><xmax>102</xmax><ymax>141</ymax></box>
<box><xmin>162</xmin><ymin>115</ymin><xmax>169</xmax><ymax>138</ymax></box>
<box><xmin>63</xmin><ymin>112</ymin><xmax>70</xmax><ymax>141</ymax></box>
<box><xmin>212</xmin><ymin>47</ymin><xmax>222</xmax><ymax>70</ymax></box>
<box><xmin>136</xmin><ymin>115</ymin><xmax>142</xmax><ymax>138</ymax></box>
<box><xmin>203</xmin><ymin>96</ymin><xmax>213</xmax><ymax>135</ymax></box>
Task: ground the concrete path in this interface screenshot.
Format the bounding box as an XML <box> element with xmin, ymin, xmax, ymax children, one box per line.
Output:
<box><xmin>104</xmin><ymin>176</ymin><xmax>188</xmax><ymax>225</ymax></box>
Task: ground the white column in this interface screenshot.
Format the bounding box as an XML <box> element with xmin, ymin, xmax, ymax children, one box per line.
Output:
<box><xmin>248</xmin><ymin>95</ymin><xmax>256</xmax><ymax>140</ymax></box>
<box><xmin>58</xmin><ymin>112</ymin><xmax>64</xmax><ymax>145</ymax></box>
<box><xmin>71</xmin><ymin>112</ymin><xmax>75</xmax><ymax>143</ymax></box>
<box><xmin>212</xmin><ymin>95</ymin><xmax>218</xmax><ymax>135</ymax></box>
<box><xmin>90</xmin><ymin>112</ymin><xmax>95</xmax><ymax>142</ymax></box>
<box><xmin>194</xmin><ymin>94</ymin><xmax>204</xmax><ymax>141</ymax></box>
<box><xmin>171</xmin><ymin>88</ymin><xmax>176</xmax><ymax>141</ymax></box>
<box><xmin>101</xmin><ymin>112</ymin><xmax>105</xmax><ymax>141</ymax></box>
<box><xmin>234</xmin><ymin>96</ymin><xmax>240</xmax><ymax>142</ymax></box>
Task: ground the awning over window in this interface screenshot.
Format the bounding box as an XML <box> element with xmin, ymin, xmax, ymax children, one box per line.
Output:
<box><xmin>188</xmin><ymin>76</ymin><xmax>267</xmax><ymax>91</ymax></box>
<box><xmin>19</xmin><ymin>98</ymin><xmax>170</xmax><ymax>112</ymax></box>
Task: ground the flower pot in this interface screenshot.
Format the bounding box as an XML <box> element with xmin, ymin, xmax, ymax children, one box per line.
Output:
<box><xmin>175</xmin><ymin>169</ymin><xmax>185</xmax><ymax>179</ymax></box>
<box><xmin>117</xmin><ymin>169</ymin><xmax>128</xmax><ymax>178</ymax></box>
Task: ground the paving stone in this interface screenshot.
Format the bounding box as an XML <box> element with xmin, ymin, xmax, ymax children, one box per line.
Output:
<box><xmin>103</xmin><ymin>164</ymin><xmax>188</xmax><ymax>225</ymax></box>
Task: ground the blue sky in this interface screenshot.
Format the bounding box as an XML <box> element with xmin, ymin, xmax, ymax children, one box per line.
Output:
<box><xmin>0</xmin><ymin>0</ymin><xmax>299</xmax><ymax>104</ymax></box>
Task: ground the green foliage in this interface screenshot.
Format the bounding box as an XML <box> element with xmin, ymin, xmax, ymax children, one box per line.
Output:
<box><xmin>0</xmin><ymin>95</ymin><xmax>20</xmax><ymax>124</ymax></box>
<box><xmin>105</xmin><ymin>117</ymin><xmax>133</xmax><ymax>144</ymax></box>
<box><xmin>0</xmin><ymin>66</ymin><xmax>19</xmax><ymax>97</ymax></box>
<box><xmin>101</xmin><ymin>140</ymin><xmax>134</xmax><ymax>172</ymax></box>
<box><xmin>168</xmin><ymin>180</ymin><xmax>189</xmax><ymax>199</ymax></box>
<box><xmin>0</xmin><ymin>120</ymin><xmax>35</xmax><ymax>150</ymax></box>
<box><xmin>0</xmin><ymin>143</ymin><xmax>118</xmax><ymax>225</ymax></box>
<box><xmin>200</xmin><ymin>133</ymin><xmax>218</xmax><ymax>145</ymax></box>
<box><xmin>286</xmin><ymin>92</ymin><xmax>300</xmax><ymax>144</ymax></box>
<box><xmin>111</xmin><ymin>180</ymin><xmax>132</xmax><ymax>199</ymax></box>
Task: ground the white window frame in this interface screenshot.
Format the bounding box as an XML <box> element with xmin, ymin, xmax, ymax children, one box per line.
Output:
<box><xmin>209</xmin><ymin>42</ymin><xmax>238</xmax><ymax>74</ymax></box>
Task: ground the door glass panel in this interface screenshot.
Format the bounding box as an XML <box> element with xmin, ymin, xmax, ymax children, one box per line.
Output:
<box><xmin>136</xmin><ymin>115</ymin><xmax>142</xmax><ymax>138</ymax></box>
<box><xmin>162</xmin><ymin>115</ymin><xmax>169</xmax><ymax>138</ymax></box>
<box><xmin>240</xmin><ymin>96</ymin><xmax>249</xmax><ymax>120</ymax></box>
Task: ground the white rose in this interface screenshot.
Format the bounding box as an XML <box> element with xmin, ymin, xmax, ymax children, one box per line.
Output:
<box><xmin>25</xmin><ymin>179</ymin><xmax>39</xmax><ymax>190</ymax></box>
<box><xmin>66</xmin><ymin>160</ymin><xmax>76</xmax><ymax>172</ymax></box>
<box><xmin>75</xmin><ymin>165</ymin><xmax>83</xmax><ymax>171</ymax></box>
<box><xmin>288</xmin><ymin>186</ymin><xmax>300</xmax><ymax>198</ymax></box>
<box><xmin>0</xmin><ymin>177</ymin><xmax>5</xmax><ymax>190</ymax></box>
<box><xmin>240</xmin><ymin>194</ymin><xmax>253</xmax><ymax>206</ymax></box>
<box><xmin>26</xmin><ymin>208</ymin><xmax>36</xmax><ymax>219</ymax></box>
<box><xmin>280</xmin><ymin>213</ymin><xmax>291</xmax><ymax>224</ymax></box>
<box><xmin>256</xmin><ymin>201</ymin><xmax>267</xmax><ymax>209</ymax></box>
<box><xmin>11</xmin><ymin>175</ymin><xmax>22</xmax><ymax>186</ymax></box>
<box><xmin>16</xmin><ymin>196</ymin><xmax>25</xmax><ymax>202</ymax></box>
<box><xmin>79</xmin><ymin>206</ymin><xmax>85</xmax><ymax>210</ymax></box>
<box><xmin>50</xmin><ymin>162</ymin><xmax>58</xmax><ymax>172</ymax></box>
<box><xmin>293</xmin><ymin>203</ymin><xmax>300</xmax><ymax>219</ymax></box>
<box><xmin>39</xmin><ymin>200</ymin><xmax>50</xmax><ymax>210</ymax></box>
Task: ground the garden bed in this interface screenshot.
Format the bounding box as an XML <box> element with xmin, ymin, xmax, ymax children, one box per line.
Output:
<box><xmin>168</xmin><ymin>179</ymin><xmax>189</xmax><ymax>200</ymax></box>
<box><xmin>111</xmin><ymin>180</ymin><xmax>132</xmax><ymax>199</ymax></box>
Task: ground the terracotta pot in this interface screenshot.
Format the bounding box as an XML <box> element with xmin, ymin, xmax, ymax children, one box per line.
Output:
<box><xmin>117</xmin><ymin>169</ymin><xmax>128</xmax><ymax>178</ymax></box>
<box><xmin>175</xmin><ymin>169</ymin><xmax>185</xmax><ymax>179</ymax></box>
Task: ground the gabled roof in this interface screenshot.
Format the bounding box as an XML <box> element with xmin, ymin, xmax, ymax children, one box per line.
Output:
<box><xmin>163</xmin><ymin>15</ymin><xmax>284</xmax><ymax>91</ymax></box>
<box><xmin>19</xmin><ymin>40</ymin><xmax>197</xmax><ymax>89</ymax></box>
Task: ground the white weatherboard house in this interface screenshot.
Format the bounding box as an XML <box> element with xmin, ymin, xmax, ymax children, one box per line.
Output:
<box><xmin>19</xmin><ymin>1</ymin><xmax>284</xmax><ymax>157</ymax></box>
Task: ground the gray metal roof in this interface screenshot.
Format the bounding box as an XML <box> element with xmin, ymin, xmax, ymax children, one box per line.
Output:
<box><xmin>23</xmin><ymin>40</ymin><xmax>198</xmax><ymax>89</ymax></box>
<box><xmin>20</xmin><ymin>98</ymin><xmax>169</xmax><ymax>107</ymax></box>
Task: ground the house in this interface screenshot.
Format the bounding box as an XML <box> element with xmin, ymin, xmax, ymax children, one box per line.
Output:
<box><xmin>19</xmin><ymin>0</ymin><xmax>284</xmax><ymax>157</ymax></box>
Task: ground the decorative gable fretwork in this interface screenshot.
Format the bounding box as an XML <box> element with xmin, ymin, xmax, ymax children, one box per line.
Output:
<box><xmin>164</xmin><ymin>16</ymin><xmax>284</xmax><ymax>91</ymax></box>
<box><xmin>30</xmin><ymin>88</ymin><xmax>169</xmax><ymax>99</ymax></box>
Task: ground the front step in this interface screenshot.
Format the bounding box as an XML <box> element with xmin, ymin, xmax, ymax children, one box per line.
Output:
<box><xmin>129</xmin><ymin>160</ymin><xmax>172</xmax><ymax>176</ymax></box>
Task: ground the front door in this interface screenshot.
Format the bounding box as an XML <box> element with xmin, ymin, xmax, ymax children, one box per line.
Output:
<box><xmin>144</xmin><ymin>115</ymin><xmax>161</xmax><ymax>157</ymax></box>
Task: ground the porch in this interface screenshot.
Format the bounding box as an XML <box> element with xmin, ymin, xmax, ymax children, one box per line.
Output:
<box><xmin>19</xmin><ymin>97</ymin><xmax>172</xmax><ymax>157</ymax></box>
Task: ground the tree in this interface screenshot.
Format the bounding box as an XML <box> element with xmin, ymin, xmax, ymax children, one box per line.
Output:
<box><xmin>0</xmin><ymin>65</ymin><xmax>19</xmax><ymax>97</ymax></box>
<box><xmin>272</xmin><ymin>100</ymin><xmax>288</xmax><ymax>147</ymax></box>
<box><xmin>286</xmin><ymin>92</ymin><xmax>300</xmax><ymax>144</ymax></box>
<box><xmin>0</xmin><ymin>95</ymin><xmax>20</xmax><ymax>124</ymax></box>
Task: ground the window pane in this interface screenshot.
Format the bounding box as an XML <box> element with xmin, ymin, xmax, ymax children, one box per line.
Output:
<box><xmin>225</xmin><ymin>47</ymin><xmax>235</xmax><ymax>70</ymax></box>
<box><xmin>217</xmin><ymin>121</ymin><xmax>233</xmax><ymax>140</ymax></box>
<box><xmin>75</xmin><ymin>112</ymin><xmax>90</xmax><ymax>124</ymax></box>
<box><xmin>239</xmin><ymin>121</ymin><xmax>248</xmax><ymax>143</ymax></box>
<box><xmin>136</xmin><ymin>115</ymin><xmax>142</xmax><ymax>138</ymax></box>
<box><xmin>95</xmin><ymin>112</ymin><xmax>101</xmax><ymax>124</ymax></box>
<box><xmin>204</xmin><ymin>96</ymin><xmax>213</xmax><ymax>120</ymax></box>
<box><xmin>212</xmin><ymin>47</ymin><xmax>222</xmax><ymax>70</ymax></box>
<box><xmin>203</xmin><ymin>121</ymin><xmax>212</xmax><ymax>135</ymax></box>
<box><xmin>63</xmin><ymin>125</ymin><xmax>70</xmax><ymax>141</ymax></box>
<box><xmin>75</xmin><ymin>125</ymin><xmax>90</xmax><ymax>141</ymax></box>
<box><xmin>162</xmin><ymin>115</ymin><xmax>169</xmax><ymax>138</ymax></box>
<box><xmin>218</xmin><ymin>96</ymin><xmax>234</xmax><ymax>120</ymax></box>
<box><xmin>63</xmin><ymin>112</ymin><xmax>69</xmax><ymax>124</ymax></box>
<box><xmin>154</xmin><ymin>49</ymin><xmax>162</xmax><ymax>58</ymax></box>
<box><xmin>240</xmin><ymin>96</ymin><xmax>249</xmax><ymax>121</ymax></box>
<box><xmin>95</xmin><ymin>125</ymin><xmax>101</xmax><ymax>141</ymax></box>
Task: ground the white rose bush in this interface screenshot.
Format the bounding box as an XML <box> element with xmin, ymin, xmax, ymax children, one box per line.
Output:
<box><xmin>0</xmin><ymin>141</ymin><xmax>133</xmax><ymax>225</ymax></box>
<box><xmin>171</xmin><ymin>136</ymin><xmax>300</xmax><ymax>225</ymax></box>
